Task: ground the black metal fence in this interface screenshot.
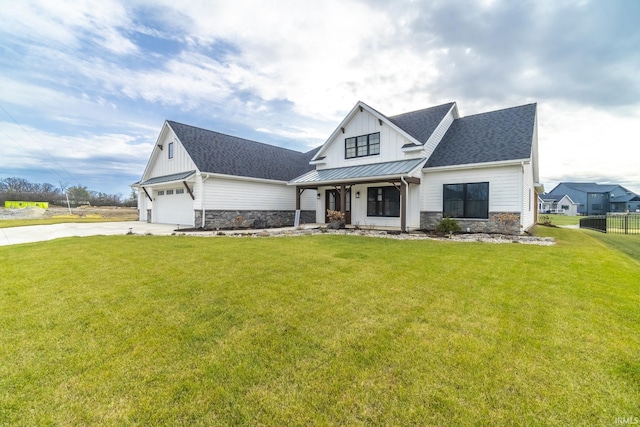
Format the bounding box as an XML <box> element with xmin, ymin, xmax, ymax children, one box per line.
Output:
<box><xmin>580</xmin><ymin>213</ymin><xmax>640</xmax><ymax>234</ymax></box>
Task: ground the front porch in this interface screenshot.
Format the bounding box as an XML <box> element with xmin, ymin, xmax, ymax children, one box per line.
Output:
<box><xmin>290</xmin><ymin>159</ymin><xmax>427</xmax><ymax>232</ymax></box>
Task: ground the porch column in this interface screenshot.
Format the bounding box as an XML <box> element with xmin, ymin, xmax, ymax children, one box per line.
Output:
<box><xmin>340</xmin><ymin>184</ymin><xmax>346</xmax><ymax>216</ymax></box>
<box><xmin>400</xmin><ymin>181</ymin><xmax>407</xmax><ymax>232</ymax></box>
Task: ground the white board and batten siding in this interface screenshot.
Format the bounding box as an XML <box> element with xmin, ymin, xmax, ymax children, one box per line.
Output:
<box><xmin>148</xmin><ymin>128</ymin><xmax>198</xmax><ymax>179</ymax></box>
<box><xmin>319</xmin><ymin>109</ymin><xmax>416</xmax><ymax>170</ymax></box>
<box><xmin>421</xmin><ymin>164</ymin><xmax>524</xmax><ymax>213</ymax></box>
<box><xmin>203</xmin><ymin>176</ymin><xmax>315</xmax><ymax>211</ymax></box>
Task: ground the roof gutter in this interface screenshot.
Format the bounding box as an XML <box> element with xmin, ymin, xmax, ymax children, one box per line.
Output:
<box><xmin>423</xmin><ymin>158</ymin><xmax>530</xmax><ymax>173</ymax></box>
<box><xmin>290</xmin><ymin>174</ymin><xmax>416</xmax><ymax>188</ymax></box>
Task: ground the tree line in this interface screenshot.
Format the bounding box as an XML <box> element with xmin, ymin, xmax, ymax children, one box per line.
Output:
<box><xmin>0</xmin><ymin>177</ymin><xmax>136</xmax><ymax>207</ymax></box>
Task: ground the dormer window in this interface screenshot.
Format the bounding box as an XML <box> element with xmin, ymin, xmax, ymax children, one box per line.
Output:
<box><xmin>345</xmin><ymin>132</ymin><xmax>380</xmax><ymax>159</ymax></box>
<box><xmin>168</xmin><ymin>142</ymin><xmax>174</xmax><ymax>159</ymax></box>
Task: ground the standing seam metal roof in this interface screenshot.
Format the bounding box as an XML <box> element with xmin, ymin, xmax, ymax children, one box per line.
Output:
<box><xmin>139</xmin><ymin>170</ymin><xmax>196</xmax><ymax>186</ymax></box>
<box><xmin>290</xmin><ymin>158</ymin><xmax>426</xmax><ymax>184</ymax></box>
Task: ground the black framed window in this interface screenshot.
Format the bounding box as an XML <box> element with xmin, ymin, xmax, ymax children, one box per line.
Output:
<box><xmin>345</xmin><ymin>133</ymin><xmax>380</xmax><ymax>159</ymax></box>
<box><xmin>367</xmin><ymin>187</ymin><xmax>400</xmax><ymax>217</ymax></box>
<box><xmin>443</xmin><ymin>182</ymin><xmax>489</xmax><ymax>219</ymax></box>
<box><xmin>168</xmin><ymin>142</ymin><xmax>174</xmax><ymax>159</ymax></box>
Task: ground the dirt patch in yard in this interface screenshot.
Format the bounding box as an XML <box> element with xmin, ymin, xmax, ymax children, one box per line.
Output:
<box><xmin>0</xmin><ymin>205</ymin><xmax>138</xmax><ymax>220</ymax></box>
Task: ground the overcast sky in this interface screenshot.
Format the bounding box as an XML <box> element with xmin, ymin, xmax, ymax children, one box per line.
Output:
<box><xmin>1</xmin><ymin>0</ymin><xmax>639</xmax><ymax>197</ymax></box>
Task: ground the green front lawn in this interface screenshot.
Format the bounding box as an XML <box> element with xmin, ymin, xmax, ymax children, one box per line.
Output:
<box><xmin>1</xmin><ymin>230</ymin><xmax>639</xmax><ymax>425</ymax></box>
<box><xmin>538</xmin><ymin>213</ymin><xmax>581</xmax><ymax>226</ymax></box>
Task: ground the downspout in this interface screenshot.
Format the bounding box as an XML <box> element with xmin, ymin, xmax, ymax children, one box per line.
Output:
<box><xmin>201</xmin><ymin>174</ymin><xmax>210</xmax><ymax>228</ymax></box>
<box><xmin>520</xmin><ymin>161</ymin><xmax>526</xmax><ymax>232</ymax></box>
<box><xmin>401</xmin><ymin>176</ymin><xmax>409</xmax><ymax>233</ymax></box>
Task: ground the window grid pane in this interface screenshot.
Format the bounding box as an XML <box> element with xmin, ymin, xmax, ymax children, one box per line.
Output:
<box><xmin>443</xmin><ymin>182</ymin><xmax>489</xmax><ymax>219</ymax></box>
<box><xmin>344</xmin><ymin>133</ymin><xmax>380</xmax><ymax>159</ymax></box>
<box><xmin>367</xmin><ymin>186</ymin><xmax>400</xmax><ymax>217</ymax></box>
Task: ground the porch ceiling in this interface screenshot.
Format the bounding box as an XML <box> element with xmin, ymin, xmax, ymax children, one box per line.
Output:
<box><xmin>289</xmin><ymin>158</ymin><xmax>425</xmax><ymax>187</ymax></box>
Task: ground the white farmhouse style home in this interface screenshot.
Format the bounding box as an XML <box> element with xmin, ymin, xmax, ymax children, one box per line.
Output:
<box><xmin>134</xmin><ymin>101</ymin><xmax>542</xmax><ymax>234</ymax></box>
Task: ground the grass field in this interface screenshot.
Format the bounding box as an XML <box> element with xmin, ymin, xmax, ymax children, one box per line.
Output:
<box><xmin>1</xmin><ymin>228</ymin><xmax>639</xmax><ymax>425</ymax></box>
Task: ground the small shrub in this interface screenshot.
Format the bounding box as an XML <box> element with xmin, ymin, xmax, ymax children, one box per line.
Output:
<box><xmin>436</xmin><ymin>217</ymin><xmax>461</xmax><ymax>234</ymax></box>
<box><xmin>326</xmin><ymin>210</ymin><xmax>345</xmax><ymax>223</ymax></box>
<box><xmin>538</xmin><ymin>215</ymin><xmax>552</xmax><ymax>226</ymax></box>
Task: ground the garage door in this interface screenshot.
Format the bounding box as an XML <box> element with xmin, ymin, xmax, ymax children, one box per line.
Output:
<box><xmin>154</xmin><ymin>188</ymin><xmax>194</xmax><ymax>226</ymax></box>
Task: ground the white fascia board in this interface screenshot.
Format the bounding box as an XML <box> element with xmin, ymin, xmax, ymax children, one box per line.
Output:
<box><xmin>200</xmin><ymin>172</ymin><xmax>288</xmax><ymax>185</ymax></box>
<box><xmin>401</xmin><ymin>145</ymin><xmax>425</xmax><ymax>153</ymax></box>
<box><xmin>423</xmin><ymin>159</ymin><xmax>530</xmax><ymax>173</ymax></box>
<box><xmin>312</xmin><ymin>101</ymin><xmax>422</xmax><ymax>161</ymax></box>
<box><xmin>450</xmin><ymin>102</ymin><xmax>460</xmax><ymax>119</ymax></box>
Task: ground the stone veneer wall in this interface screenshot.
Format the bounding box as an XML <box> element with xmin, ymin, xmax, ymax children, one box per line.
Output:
<box><xmin>420</xmin><ymin>211</ymin><xmax>522</xmax><ymax>235</ymax></box>
<box><xmin>194</xmin><ymin>210</ymin><xmax>315</xmax><ymax>230</ymax></box>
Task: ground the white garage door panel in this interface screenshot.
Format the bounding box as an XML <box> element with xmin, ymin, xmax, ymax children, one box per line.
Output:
<box><xmin>155</xmin><ymin>192</ymin><xmax>194</xmax><ymax>226</ymax></box>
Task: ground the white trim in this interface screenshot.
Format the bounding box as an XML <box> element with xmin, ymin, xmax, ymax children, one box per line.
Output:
<box><xmin>292</xmin><ymin>175</ymin><xmax>412</xmax><ymax>187</ymax></box>
<box><xmin>401</xmin><ymin>145</ymin><xmax>424</xmax><ymax>153</ymax></box>
<box><xmin>202</xmin><ymin>172</ymin><xmax>288</xmax><ymax>185</ymax></box>
<box><xmin>139</xmin><ymin>121</ymin><xmax>172</xmax><ymax>182</ymax></box>
<box><xmin>423</xmin><ymin>159</ymin><xmax>531</xmax><ymax>173</ymax></box>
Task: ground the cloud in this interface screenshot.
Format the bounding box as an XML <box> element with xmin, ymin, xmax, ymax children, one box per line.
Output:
<box><xmin>0</xmin><ymin>121</ymin><xmax>153</xmax><ymax>188</ymax></box>
<box><xmin>539</xmin><ymin>102</ymin><xmax>640</xmax><ymax>192</ymax></box>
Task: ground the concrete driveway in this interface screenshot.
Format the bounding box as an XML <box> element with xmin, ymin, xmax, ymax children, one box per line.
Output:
<box><xmin>0</xmin><ymin>221</ymin><xmax>181</xmax><ymax>246</ymax></box>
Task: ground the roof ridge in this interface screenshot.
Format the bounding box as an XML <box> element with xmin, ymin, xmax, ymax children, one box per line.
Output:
<box><xmin>457</xmin><ymin>102</ymin><xmax>537</xmax><ymax>119</ymax></box>
<box><xmin>387</xmin><ymin>102</ymin><xmax>455</xmax><ymax>119</ymax></box>
<box><xmin>166</xmin><ymin>120</ymin><xmax>309</xmax><ymax>155</ymax></box>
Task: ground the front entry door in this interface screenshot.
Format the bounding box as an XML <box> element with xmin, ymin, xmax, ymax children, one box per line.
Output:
<box><xmin>325</xmin><ymin>189</ymin><xmax>351</xmax><ymax>224</ymax></box>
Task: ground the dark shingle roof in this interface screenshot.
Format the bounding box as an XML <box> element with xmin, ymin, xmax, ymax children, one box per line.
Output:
<box><xmin>425</xmin><ymin>103</ymin><xmax>536</xmax><ymax>168</ymax></box>
<box><xmin>388</xmin><ymin>102</ymin><xmax>455</xmax><ymax>144</ymax></box>
<box><xmin>167</xmin><ymin>121</ymin><xmax>318</xmax><ymax>181</ymax></box>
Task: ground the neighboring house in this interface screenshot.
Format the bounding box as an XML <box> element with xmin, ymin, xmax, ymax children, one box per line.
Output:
<box><xmin>134</xmin><ymin>101</ymin><xmax>542</xmax><ymax>234</ymax></box>
<box><xmin>539</xmin><ymin>194</ymin><xmax>579</xmax><ymax>215</ymax></box>
<box><xmin>544</xmin><ymin>182</ymin><xmax>640</xmax><ymax>215</ymax></box>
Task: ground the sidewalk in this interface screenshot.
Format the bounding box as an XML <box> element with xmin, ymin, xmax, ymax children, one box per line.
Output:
<box><xmin>0</xmin><ymin>221</ymin><xmax>179</xmax><ymax>246</ymax></box>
